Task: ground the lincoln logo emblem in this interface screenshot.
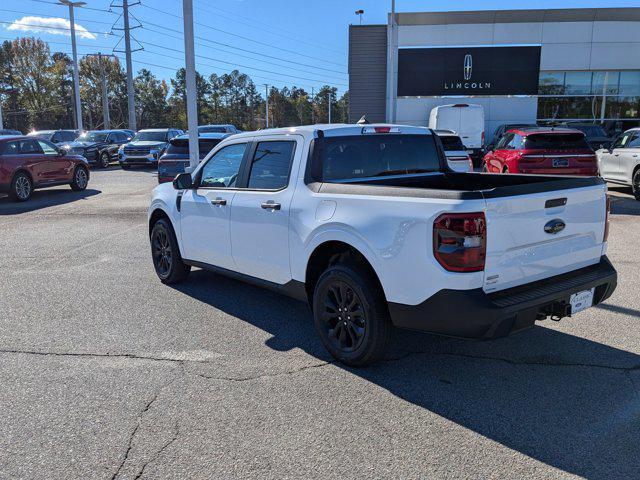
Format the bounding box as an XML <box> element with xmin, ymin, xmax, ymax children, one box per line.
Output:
<box><xmin>544</xmin><ymin>219</ymin><xmax>566</xmax><ymax>234</ymax></box>
<box><xmin>463</xmin><ymin>54</ymin><xmax>473</xmax><ymax>81</ymax></box>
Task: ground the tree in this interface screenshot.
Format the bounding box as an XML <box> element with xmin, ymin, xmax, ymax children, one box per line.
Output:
<box><xmin>168</xmin><ymin>67</ymin><xmax>211</xmax><ymax>128</ymax></box>
<box><xmin>135</xmin><ymin>69</ymin><xmax>168</xmax><ymax>129</ymax></box>
<box><xmin>313</xmin><ymin>85</ymin><xmax>339</xmax><ymax>124</ymax></box>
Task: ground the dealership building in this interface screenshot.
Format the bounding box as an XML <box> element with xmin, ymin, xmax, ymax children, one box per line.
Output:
<box><xmin>348</xmin><ymin>7</ymin><xmax>640</xmax><ymax>140</ymax></box>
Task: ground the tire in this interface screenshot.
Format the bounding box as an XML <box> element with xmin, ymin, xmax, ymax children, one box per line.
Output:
<box><xmin>150</xmin><ymin>218</ymin><xmax>190</xmax><ymax>284</ymax></box>
<box><xmin>633</xmin><ymin>169</ymin><xmax>640</xmax><ymax>201</ymax></box>
<box><xmin>9</xmin><ymin>171</ymin><xmax>33</xmax><ymax>202</ymax></box>
<box><xmin>503</xmin><ymin>166</ymin><xmax>509</xmax><ymax>174</ymax></box>
<box><xmin>70</xmin><ymin>165</ymin><xmax>89</xmax><ymax>191</ymax></box>
<box><xmin>313</xmin><ymin>262</ymin><xmax>393</xmax><ymax>366</ymax></box>
<box><xmin>99</xmin><ymin>151</ymin><xmax>110</xmax><ymax>169</ymax></box>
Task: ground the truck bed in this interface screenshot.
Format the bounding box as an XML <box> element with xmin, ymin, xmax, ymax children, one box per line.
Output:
<box><xmin>310</xmin><ymin>172</ymin><xmax>604</xmax><ymax>200</ymax></box>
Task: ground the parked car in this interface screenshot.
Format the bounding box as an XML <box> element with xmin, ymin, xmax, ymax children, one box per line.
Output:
<box><xmin>119</xmin><ymin>128</ymin><xmax>183</xmax><ymax>169</ymax></box>
<box><xmin>561</xmin><ymin>123</ymin><xmax>613</xmax><ymax>151</ymax></box>
<box><xmin>148</xmin><ymin>124</ymin><xmax>616</xmax><ymax>366</ymax></box>
<box><xmin>0</xmin><ymin>129</ymin><xmax>22</xmax><ymax>136</ymax></box>
<box><xmin>197</xmin><ymin>124</ymin><xmax>239</xmax><ymax>134</ymax></box>
<box><xmin>60</xmin><ymin>129</ymin><xmax>131</xmax><ymax>168</ymax></box>
<box><xmin>0</xmin><ymin>135</ymin><xmax>89</xmax><ymax>201</ymax></box>
<box><xmin>486</xmin><ymin>123</ymin><xmax>537</xmax><ymax>151</ymax></box>
<box><xmin>158</xmin><ymin>133</ymin><xmax>231</xmax><ymax>183</ymax></box>
<box><xmin>597</xmin><ymin>127</ymin><xmax>640</xmax><ymax>200</ymax></box>
<box><xmin>428</xmin><ymin>104</ymin><xmax>485</xmax><ymax>166</ymax></box>
<box><xmin>27</xmin><ymin>129</ymin><xmax>79</xmax><ymax>144</ymax></box>
<box><xmin>482</xmin><ymin>127</ymin><xmax>598</xmax><ymax>176</ymax></box>
<box><xmin>434</xmin><ymin>130</ymin><xmax>473</xmax><ymax>172</ymax></box>
<box><xmin>120</xmin><ymin>129</ymin><xmax>136</xmax><ymax>138</ymax></box>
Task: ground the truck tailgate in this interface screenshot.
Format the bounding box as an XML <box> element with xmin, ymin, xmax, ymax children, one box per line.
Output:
<box><xmin>483</xmin><ymin>184</ymin><xmax>607</xmax><ymax>293</ymax></box>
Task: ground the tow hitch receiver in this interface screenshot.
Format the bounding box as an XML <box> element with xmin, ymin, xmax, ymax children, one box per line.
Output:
<box><xmin>545</xmin><ymin>301</ymin><xmax>572</xmax><ymax>321</ymax></box>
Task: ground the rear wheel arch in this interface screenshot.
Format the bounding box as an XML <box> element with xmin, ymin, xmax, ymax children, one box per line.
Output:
<box><xmin>304</xmin><ymin>240</ymin><xmax>386</xmax><ymax>307</ymax></box>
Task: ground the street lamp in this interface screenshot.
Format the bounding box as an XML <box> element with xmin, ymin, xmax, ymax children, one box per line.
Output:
<box><xmin>355</xmin><ymin>9</ymin><xmax>364</xmax><ymax>25</ymax></box>
<box><xmin>58</xmin><ymin>0</ymin><xmax>86</xmax><ymax>131</ymax></box>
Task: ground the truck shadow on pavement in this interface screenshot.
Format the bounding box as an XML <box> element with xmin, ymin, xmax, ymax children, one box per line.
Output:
<box><xmin>608</xmin><ymin>187</ymin><xmax>640</xmax><ymax>215</ymax></box>
<box><xmin>172</xmin><ymin>269</ymin><xmax>640</xmax><ymax>479</ymax></box>
<box><xmin>0</xmin><ymin>188</ymin><xmax>100</xmax><ymax>215</ymax></box>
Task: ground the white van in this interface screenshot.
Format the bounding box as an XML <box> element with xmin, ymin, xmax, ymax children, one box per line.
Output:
<box><xmin>428</xmin><ymin>104</ymin><xmax>485</xmax><ymax>165</ymax></box>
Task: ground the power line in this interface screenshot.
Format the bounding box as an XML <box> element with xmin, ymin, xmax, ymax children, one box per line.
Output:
<box><xmin>22</xmin><ymin>0</ymin><xmax>117</xmax><ymax>14</ymax></box>
<box><xmin>137</xmin><ymin>39</ymin><xmax>348</xmax><ymax>86</ymax></box>
<box><xmin>0</xmin><ymin>20</ymin><xmax>115</xmax><ymax>36</ymax></box>
<box><xmin>139</xmin><ymin>19</ymin><xmax>347</xmax><ymax>76</ymax></box>
<box><xmin>0</xmin><ymin>8</ymin><xmax>116</xmax><ymax>25</ymax></box>
<box><xmin>137</xmin><ymin>3</ymin><xmax>346</xmax><ymax>68</ymax></box>
<box><xmin>167</xmin><ymin>0</ymin><xmax>344</xmax><ymax>55</ymax></box>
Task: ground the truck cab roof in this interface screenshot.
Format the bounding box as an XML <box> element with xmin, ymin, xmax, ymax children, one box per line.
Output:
<box><xmin>231</xmin><ymin>124</ymin><xmax>433</xmax><ymax>140</ymax></box>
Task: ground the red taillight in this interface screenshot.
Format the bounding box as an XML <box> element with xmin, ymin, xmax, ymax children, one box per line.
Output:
<box><xmin>481</xmin><ymin>131</ymin><xmax>485</xmax><ymax>146</ymax></box>
<box><xmin>433</xmin><ymin>212</ymin><xmax>486</xmax><ymax>272</ymax></box>
<box><xmin>603</xmin><ymin>195</ymin><xmax>611</xmax><ymax>242</ymax></box>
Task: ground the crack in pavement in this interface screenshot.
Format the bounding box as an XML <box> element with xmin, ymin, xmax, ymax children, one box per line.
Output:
<box><xmin>133</xmin><ymin>420</ymin><xmax>180</xmax><ymax>480</ymax></box>
<box><xmin>2</xmin><ymin>347</ymin><xmax>639</xmax><ymax>375</ymax></box>
<box><xmin>110</xmin><ymin>372</ymin><xmax>181</xmax><ymax>480</ymax></box>
<box><xmin>192</xmin><ymin>360</ymin><xmax>334</xmax><ymax>382</ymax></box>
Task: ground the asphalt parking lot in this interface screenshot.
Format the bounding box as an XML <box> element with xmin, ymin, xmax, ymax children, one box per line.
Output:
<box><xmin>1</xmin><ymin>169</ymin><xmax>639</xmax><ymax>479</ymax></box>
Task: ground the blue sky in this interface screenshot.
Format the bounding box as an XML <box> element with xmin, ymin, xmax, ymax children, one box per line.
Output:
<box><xmin>2</xmin><ymin>0</ymin><xmax>639</xmax><ymax>97</ymax></box>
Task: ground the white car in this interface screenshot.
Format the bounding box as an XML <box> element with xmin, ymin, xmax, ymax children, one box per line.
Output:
<box><xmin>597</xmin><ymin>127</ymin><xmax>640</xmax><ymax>200</ymax></box>
<box><xmin>434</xmin><ymin>129</ymin><xmax>473</xmax><ymax>172</ymax></box>
<box><xmin>148</xmin><ymin>124</ymin><xmax>617</xmax><ymax>366</ymax></box>
<box><xmin>428</xmin><ymin>104</ymin><xmax>485</xmax><ymax>163</ymax></box>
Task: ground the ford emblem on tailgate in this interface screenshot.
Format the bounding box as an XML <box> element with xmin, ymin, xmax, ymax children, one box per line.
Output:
<box><xmin>544</xmin><ymin>219</ymin><xmax>566</xmax><ymax>234</ymax></box>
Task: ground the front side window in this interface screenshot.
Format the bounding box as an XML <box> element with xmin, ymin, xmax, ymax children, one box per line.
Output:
<box><xmin>199</xmin><ymin>143</ymin><xmax>246</xmax><ymax>188</ymax></box>
<box><xmin>321</xmin><ymin>134</ymin><xmax>440</xmax><ymax>182</ymax></box>
<box><xmin>626</xmin><ymin>132</ymin><xmax>640</xmax><ymax>148</ymax></box>
<box><xmin>247</xmin><ymin>141</ymin><xmax>295</xmax><ymax>190</ymax></box>
<box><xmin>612</xmin><ymin>131</ymin><xmax>633</xmax><ymax>149</ymax></box>
<box><xmin>17</xmin><ymin>139</ymin><xmax>42</xmax><ymax>154</ymax></box>
<box><xmin>37</xmin><ymin>140</ymin><xmax>58</xmax><ymax>155</ymax></box>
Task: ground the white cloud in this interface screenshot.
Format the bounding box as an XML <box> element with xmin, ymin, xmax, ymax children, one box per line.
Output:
<box><xmin>6</xmin><ymin>16</ymin><xmax>97</xmax><ymax>40</ymax></box>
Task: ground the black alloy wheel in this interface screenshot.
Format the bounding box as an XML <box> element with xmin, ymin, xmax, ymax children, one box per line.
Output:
<box><xmin>320</xmin><ymin>280</ymin><xmax>367</xmax><ymax>353</ymax></box>
<box><xmin>150</xmin><ymin>219</ymin><xmax>190</xmax><ymax>283</ymax></box>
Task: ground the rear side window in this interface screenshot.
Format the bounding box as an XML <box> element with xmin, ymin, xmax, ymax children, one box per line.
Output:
<box><xmin>524</xmin><ymin>134</ymin><xmax>590</xmax><ymax>150</ymax></box>
<box><xmin>247</xmin><ymin>141</ymin><xmax>295</xmax><ymax>190</ymax></box>
<box><xmin>3</xmin><ymin>139</ymin><xmax>42</xmax><ymax>154</ymax></box>
<box><xmin>321</xmin><ymin>134</ymin><xmax>440</xmax><ymax>182</ymax></box>
<box><xmin>439</xmin><ymin>135</ymin><xmax>465</xmax><ymax>151</ymax></box>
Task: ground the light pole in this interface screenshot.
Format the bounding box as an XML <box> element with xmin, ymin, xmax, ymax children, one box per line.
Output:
<box><xmin>86</xmin><ymin>53</ymin><xmax>115</xmax><ymax>129</ymax></box>
<box><xmin>59</xmin><ymin>0</ymin><xmax>85</xmax><ymax>132</ymax></box>
<box><xmin>183</xmin><ymin>0</ymin><xmax>199</xmax><ymax>171</ymax></box>
<box><xmin>264</xmin><ymin>84</ymin><xmax>269</xmax><ymax>128</ymax></box>
<box><xmin>355</xmin><ymin>9</ymin><xmax>364</xmax><ymax>25</ymax></box>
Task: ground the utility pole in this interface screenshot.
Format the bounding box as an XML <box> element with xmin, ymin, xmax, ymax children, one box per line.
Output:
<box><xmin>86</xmin><ymin>53</ymin><xmax>114</xmax><ymax>129</ymax></box>
<box><xmin>0</xmin><ymin>96</ymin><xmax>3</xmax><ymax>130</ymax></box>
<box><xmin>123</xmin><ymin>0</ymin><xmax>137</xmax><ymax>131</ymax></box>
<box><xmin>311</xmin><ymin>86</ymin><xmax>315</xmax><ymax>124</ymax></box>
<box><xmin>264</xmin><ymin>84</ymin><xmax>269</xmax><ymax>128</ymax></box>
<box><xmin>387</xmin><ymin>0</ymin><xmax>398</xmax><ymax>123</ymax></box>
<box><xmin>328</xmin><ymin>92</ymin><xmax>332</xmax><ymax>124</ymax></box>
<box><xmin>183</xmin><ymin>0</ymin><xmax>199</xmax><ymax>170</ymax></box>
<box><xmin>59</xmin><ymin>0</ymin><xmax>85</xmax><ymax>132</ymax></box>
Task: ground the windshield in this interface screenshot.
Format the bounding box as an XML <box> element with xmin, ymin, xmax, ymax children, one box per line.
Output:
<box><xmin>198</xmin><ymin>126</ymin><xmax>227</xmax><ymax>133</ymax></box>
<box><xmin>439</xmin><ymin>135</ymin><xmax>465</xmax><ymax>151</ymax></box>
<box><xmin>29</xmin><ymin>131</ymin><xmax>54</xmax><ymax>139</ymax></box>
<box><xmin>524</xmin><ymin>134</ymin><xmax>590</xmax><ymax>150</ymax></box>
<box><xmin>78</xmin><ymin>131</ymin><xmax>108</xmax><ymax>142</ymax></box>
<box><xmin>320</xmin><ymin>135</ymin><xmax>441</xmax><ymax>182</ymax></box>
<box><xmin>133</xmin><ymin>131</ymin><xmax>167</xmax><ymax>142</ymax></box>
<box><xmin>571</xmin><ymin>125</ymin><xmax>607</xmax><ymax>138</ymax></box>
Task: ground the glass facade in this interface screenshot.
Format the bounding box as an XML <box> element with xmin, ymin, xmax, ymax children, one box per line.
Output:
<box><xmin>537</xmin><ymin>70</ymin><xmax>640</xmax><ymax>121</ymax></box>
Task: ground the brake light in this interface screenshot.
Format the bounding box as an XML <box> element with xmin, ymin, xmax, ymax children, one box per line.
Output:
<box><xmin>603</xmin><ymin>195</ymin><xmax>611</xmax><ymax>242</ymax></box>
<box><xmin>433</xmin><ymin>212</ymin><xmax>486</xmax><ymax>272</ymax></box>
<box><xmin>361</xmin><ymin>126</ymin><xmax>399</xmax><ymax>134</ymax></box>
<box><xmin>481</xmin><ymin>131</ymin><xmax>485</xmax><ymax>146</ymax></box>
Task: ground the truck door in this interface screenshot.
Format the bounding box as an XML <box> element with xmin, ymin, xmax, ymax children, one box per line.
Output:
<box><xmin>229</xmin><ymin>136</ymin><xmax>302</xmax><ymax>284</ymax></box>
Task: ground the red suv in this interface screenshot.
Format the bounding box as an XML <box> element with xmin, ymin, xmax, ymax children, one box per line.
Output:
<box><xmin>0</xmin><ymin>135</ymin><xmax>90</xmax><ymax>202</ymax></box>
<box><xmin>483</xmin><ymin>127</ymin><xmax>597</xmax><ymax>176</ymax></box>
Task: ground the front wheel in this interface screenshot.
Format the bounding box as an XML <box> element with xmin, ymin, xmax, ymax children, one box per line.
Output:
<box><xmin>70</xmin><ymin>165</ymin><xmax>89</xmax><ymax>191</ymax></box>
<box><xmin>313</xmin><ymin>262</ymin><xmax>393</xmax><ymax>366</ymax></box>
<box><xmin>99</xmin><ymin>151</ymin><xmax>110</xmax><ymax>169</ymax></box>
<box><xmin>632</xmin><ymin>169</ymin><xmax>640</xmax><ymax>201</ymax></box>
<box><xmin>150</xmin><ymin>218</ymin><xmax>190</xmax><ymax>284</ymax></box>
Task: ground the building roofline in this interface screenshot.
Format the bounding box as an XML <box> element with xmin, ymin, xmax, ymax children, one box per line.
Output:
<box><xmin>391</xmin><ymin>7</ymin><xmax>640</xmax><ymax>26</ymax></box>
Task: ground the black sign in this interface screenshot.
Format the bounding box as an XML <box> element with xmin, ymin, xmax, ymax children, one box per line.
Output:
<box><xmin>397</xmin><ymin>46</ymin><xmax>541</xmax><ymax>96</ymax></box>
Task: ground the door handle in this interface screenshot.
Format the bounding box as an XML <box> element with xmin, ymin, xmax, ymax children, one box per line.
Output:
<box><xmin>211</xmin><ymin>197</ymin><xmax>226</xmax><ymax>206</ymax></box>
<box><xmin>261</xmin><ymin>201</ymin><xmax>281</xmax><ymax>210</ymax></box>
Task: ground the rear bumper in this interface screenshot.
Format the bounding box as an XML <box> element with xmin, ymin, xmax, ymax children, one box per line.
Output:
<box><xmin>388</xmin><ymin>256</ymin><xmax>617</xmax><ymax>339</ymax></box>
<box><xmin>518</xmin><ymin>168</ymin><xmax>598</xmax><ymax>176</ymax></box>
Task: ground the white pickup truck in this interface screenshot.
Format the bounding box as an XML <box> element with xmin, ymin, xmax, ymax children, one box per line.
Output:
<box><xmin>148</xmin><ymin>124</ymin><xmax>617</xmax><ymax>366</ymax></box>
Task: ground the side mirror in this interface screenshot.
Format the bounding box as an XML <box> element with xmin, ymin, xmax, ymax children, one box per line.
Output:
<box><xmin>173</xmin><ymin>172</ymin><xmax>194</xmax><ymax>190</ymax></box>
